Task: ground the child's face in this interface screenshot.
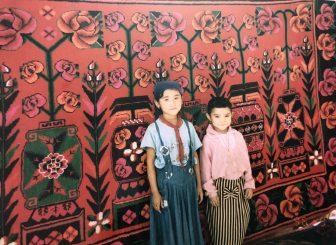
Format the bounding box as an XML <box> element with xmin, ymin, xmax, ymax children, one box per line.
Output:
<box><xmin>207</xmin><ymin>107</ymin><xmax>232</xmax><ymax>133</ymax></box>
<box><xmin>155</xmin><ymin>89</ymin><xmax>182</xmax><ymax>118</ymax></box>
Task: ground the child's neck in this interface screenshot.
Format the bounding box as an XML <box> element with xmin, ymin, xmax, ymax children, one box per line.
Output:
<box><xmin>161</xmin><ymin>114</ymin><xmax>178</xmax><ymax>125</ymax></box>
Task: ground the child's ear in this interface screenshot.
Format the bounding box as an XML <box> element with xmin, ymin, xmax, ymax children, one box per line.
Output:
<box><xmin>206</xmin><ymin>113</ymin><xmax>211</xmax><ymax>121</ymax></box>
<box><xmin>154</xmin><ymin>100</ymin><xmax>160</xmax><ymax>109</ymax></box>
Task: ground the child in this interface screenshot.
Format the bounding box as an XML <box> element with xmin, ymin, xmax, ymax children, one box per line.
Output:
<box><xmin>140</xmin><ymin>80</ymin><xmax>204</xmax><ymax>245</ymax></box>
<box><xmin>200</xmin><ymin>97</ymin><xmax>255</xmax><ymax>245</ymax></box>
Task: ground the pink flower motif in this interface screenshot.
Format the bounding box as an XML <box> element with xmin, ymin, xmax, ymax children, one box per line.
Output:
<box><xmin>135</xmin><ymin>126</ymin><xmax>146</xmax><ymax>141</ymax></box>
<box><xmin>222</xmin><ymin>15</ymin><xmax>235</xmax><ymax>31</ymax></box>
<box><xmin>20</xmin><ymin>61</ymin><xmax>44</xmax><ymax>84</ymax></box>
<box><xmin>122</xmin><ymin>210</ymin><xmax>136</xmax><ymax>224</ymax></box>
<box><xmin>290</xmin><ymin>4</ymin><xmax>311</xmax><ymax>33</ymax></box>
<box><xmin>290</xmin><ymin>44</ymin><xmax>301</xmax><ymax>59</ymax></box>
<box><xmin>115</xmin><ymin>158</ymin><xmax>132</xmax><ymax>178</ymax></box>
<box><xmin>131</xmin><ymin>13</ymin><xmax>149</xmax><ymax>33</ymax></box>
<box><xmin>255</xmin><ymin>194</ymin><xmax>278</xmax><ymax>227</ymax></box>
<box><xmin>193</xmin><ymin>52</ymin><xmax>208</xmax><ymax>69</ymax></box>
<box><xmin>105</xmin><ymin>12</ymin><xmax>125</xmax><ymax>32</ymax></box>
<box><xmin>108</xmin><ymin>68</ymin><xmax>127</xmax><ymax>89</ymax></box>
<box><xmin>22</xmin><ymin>93</ymin><xmax>47</xmax><ymax>118</ymax></box>
<box><xmin>0</xmin><ymin>8</ymin><xmax>37</xmax><ymax>50</ymax></box>
<box><xmin>132</xmin><ymin>41</ymin><xmax>150</xmax><ymax>61</ymax></box>
<box><xmin>307</xmin><ymin>177</ymin><xmax>328</xmax><ymax>208</ymax></box>
<box><xmin>256</xmin><ymin>8</ymin><xmax>282</xmax><ymax>34</ymax></box>
<box><xmin>192</xmin><ymin>11</ymin><xmax>220</xmax><ymax>44</ymax></box>
<box><xmin>325</xmin><ymin>137</ymin><xmax>336</xmax><ymax>167</ymax></box>
<box><xmin>273</xmin><ymin>68</ymin><xmax>286</xmax><ymax>83</ymax></box>
<box><xmin>319</xmin><ymin>68</ymin><xmax>336</xmax><ymax>97</ymax></box>
<box><xmin>153</xmin><ymin>12</ymin><xmax>186</xmax><ymax>47</ymax></box>
<box><xmin>224</xmin><ymin>58</ymin><xmax>240</xmax><ymax>77</ymax></box>
<box><xmin>176</xmin><ymin>76</ymin><xmax>189</xmax><ymax>93</ymax></box>
<box><xmin>243</xmin><ymin>35</ymin><xmax>258</xmax><ymax>51</ymax></box>
<box><xmin>39</xmin><ymin>153</ymin><xmax>68</xmax><ymax>179</ymax></box>
<box><xmin>194</xmin><ymin>75</ymin><xmax>209</xmax><ymax>93</ymax></box>
<box><xmin>316</xmin><ymin>4</ymin><xmax>334</xmax><ymax>31</ymax></box>
<box><xmin>123</xmin><ymin>142</ymin><xmax>144</xmax><ymax>162</ymax></box>
<box><xmin>55</xmin><ymin>59</ymin><xmax>78</xmax><ymax>82</ymax></box>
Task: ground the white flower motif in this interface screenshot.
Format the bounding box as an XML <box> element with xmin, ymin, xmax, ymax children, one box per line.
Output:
<box><xmin>88</xmin><ymin>212</ymin><xmax>110</xmax><ymax>234</ymax></box>
<box><xmin>123</xmin><ymin>142</ymin><xmax>144</xmax><ymax>162</ymax></box>
<box><xmin>309</xmin><ymin>150</ymin><xmax>323</xmax><ymax>166</ymax></box>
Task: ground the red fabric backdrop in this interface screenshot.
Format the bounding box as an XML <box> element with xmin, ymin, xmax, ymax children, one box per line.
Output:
<box><xmin>0</xmin><ymin>0</ymin><xmax>335</xmax><ymax>244</ymax></box>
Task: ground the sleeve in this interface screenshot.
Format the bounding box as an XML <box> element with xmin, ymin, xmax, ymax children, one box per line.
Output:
<box><xmin>140</xmin><ymin>124</ymin><xmax>156</xmax><ymax>150</ymax></box>
<box><xmin>237</xmin><ymin>133</ymin><xmax>255</xmax><ymax>189</ymax></box>
<box><xmin>188</xmin><ymin>122</ymin><xmax>202</xmax><ymax>151</ymax></box>
<box><xmin>200</xmin><ymin>137</ymin><xmax>218</xmax><ymax>198</ymax></box>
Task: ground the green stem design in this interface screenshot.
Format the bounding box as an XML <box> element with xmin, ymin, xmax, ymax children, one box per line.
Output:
<box><xmin>121</xmin><ymin>24</ymin><xmax>137</xmax><ymax>97</ymax></box>
<box><xmin>179</xmin><ymin>32</ymin><xmax>199</xmax><ymax>101</ymax></box>
<box><xmin>233</xmin><ymin>24</ymin><xmax>246</xmax><ymax>101</ymax></box>
<box><xmin>25</xmin><ymin>34</ymin><xmax>71</xmax><ymax>120</ymax></box>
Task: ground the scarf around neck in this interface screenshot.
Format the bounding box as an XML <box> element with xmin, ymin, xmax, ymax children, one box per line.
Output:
<box><xmin>159</xmin><ymin>115</ymin><xmax>184</xmax><ymax>163</ymax></box>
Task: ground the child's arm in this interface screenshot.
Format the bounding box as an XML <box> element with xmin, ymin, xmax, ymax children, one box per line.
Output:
<box><xmin>146</xmin><ymin>147</ymin><xmax>164</xmax><ymax>212</ymax></box>
<box><xmin>193</xmin><ymin>152</ymin><xmax>203</xmax><ymax>204</ymax></box>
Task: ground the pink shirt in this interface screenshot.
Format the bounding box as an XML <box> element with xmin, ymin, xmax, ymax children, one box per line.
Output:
<box><xmin>200</xmin><ymin>125</ymin><xmax>255</xmax><ymax>198</ymax></box>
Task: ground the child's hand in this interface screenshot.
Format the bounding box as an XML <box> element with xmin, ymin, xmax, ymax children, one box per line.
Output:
<box><xmin>152</xmin><ymin>192</ymin><xmax>163</xmax><ymax>213</ymax></box>
<box><xmin>245</xmin><ymin>188</ymin><xmax>253</xmax><ymax>199</ymax></box>
<box><xmin>197</xmin><ymin>186</ymin><xmax>203</xmax><ymax>204</ymax></box>
<box><xmin>209</xmin><ymin>195</ymin><xmax>219</xmax><ymax>207</ymax></box>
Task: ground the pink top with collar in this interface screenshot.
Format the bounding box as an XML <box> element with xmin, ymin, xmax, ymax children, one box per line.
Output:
<box><xmin>200</xmin><ymin>124</ymin><xmax>255</xmax><ymax>198</ymax></box>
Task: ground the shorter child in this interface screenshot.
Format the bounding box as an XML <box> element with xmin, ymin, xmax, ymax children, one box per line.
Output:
<box><xmin>200</xmin><ymin>97</ymin><xmax>255</xmax><ymax>245</ymax></box>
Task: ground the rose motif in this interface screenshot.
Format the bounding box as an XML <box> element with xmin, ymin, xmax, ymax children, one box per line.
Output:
<box><xmin>256</xmin><ymin>8</ymin><xmax>282</xmax><ymax>34</ymax></box>
<box><xmin>224</xmin><ymin>58</ymin><xmax>240</xmax><ymax>77</ymax></box>
<box><xmin>135</xmin><ymin>67</ymin><xmax>151</xmax><ymax>88</ymax></box>
<box><xmin>325</xmin><ymin>137</ymin><xmax>336</xmax><ymax>167</ymax></box>
<box><xmin>0</xmin><ymin>8</ymin><xmax>37</xmax><ymax>50</ymax></box>
<box><xmin>22</xmin><ymin>93</ymin><xmax>47</xmax><ymax>118</ymax></box>
<box><xmin>317</xmin><ymin>33</ymin><xmax>335</xmax><ymax>61</ymax></box>
<box><xmin>243</xmin><ymin>14</ymin><xmax>256</xmax><ymax>30</ymax></box>
<box><xmin>55</xmin><ymin>59</ymin><xmax>78</xmax><ymax>82</ymax></box>
<box><xmin>131</xmin><ymin>13</ymin><xmax>149</xmax><ymax>32</ymax></box>
<box><xmin>105</xmin><ymin>12</ymin><xmax>125</xmax><ymax>32</ymax></box>
<box><xmin>222</xmin><ymin>37</ymin><xmax>236</xmax><ymax>54</ymax></box>
<box><xmin>243</xmin><ymin>36</ymin><xmax>258</xmax><ymax>51</ymax></box>
<box><xmin>193</xmin><ymin>53</ymin><xmax>208</xmax><ymax>70</ymax></box>
<box><xmin>115</xmin><ymin>158</ymin><xmax>132</xmax><ymax>178</ymax></box>
<box><xmin>321</xmin><ymin>101</ymin><xmax>336</xmax><ymax>129</ymax></box>
<box><xmin>39</xmin><ymin>153</ymin><xmax>68</xmax><ymax>179</ymax></box>
<box><xmin>328</xmin><ymin>171</ymin><xmax>336</xmax><ymax>190</ymax></box>
<box><xmin>290</xmin><ymin>4</ymin><xmax>311</xmax><ymax>33</ymax></box>
<box><xmin>319</xmin><ymin>68</ymin><xmax>336</xmax><ymax>97</ymax></box>
<box><xmin>274</xmin><ymin>68</ymin><xmax>285</xmax><ymax>83</ymax></box>
<box><xmin>307</xmin><ymin>177</ymin><xmax>328</xmax><ymax>207</ymax></box>
<box><xmin>132</xmin><ymin>41</ymin><xmax>151</xmax><ymax>61</ymax></box>
<box><xmin>57</xmin><ymin>91</ymin><xmax>80</xmax><ymax>113</ymax></box>
<box><xmin>153</xmin><ymin>12</ymin><xmax>186</xmax><ymax>47</ymax></box>
<box><xmin>108</xmin><ymin>68</ymin><xmax>127</xmax><ymax>89</ymax></box>
<box><xmin>272</xmin><ymin>46</ymin><xmax>284</xmax><ymax>61</ymax></box>
<box><xmin>222</xmin><ymin>15</ymin><xmax>235</xmax><ymax>31</ymax></box>
<box><xmin>290</xmin><ymin>65</ymin><xmax>302</xmax><ymax>81</ymax></box>
<box><xmin>290</xmin><ymin>44</ymin><xmax>301</xmax><ymax>59</ymax></box>
<box><xmin>280</xmin><ymin>185</ymin><xmax>303</xmax><ymax>219</ymax></box>
<box><xmin>57</xmin><ymin>11</ymin><xmax>100</xmax><ymax>49</ymax></box>
<box><xmin>170</xmin><ymin>53</ymin><xmax>187</xmax><ymax>72</ymax></box>
<box><xmin>20</xmin><ymin>61</ymin><xmax>44</xmax><ymax>84</ymax></box>
<box><xmin>192</xmin><ymin>11</ymin><xmax>219</xmax><ymax>44</ymax></box>
<box><xmin>114</xmin><ymin>129</ymin><xmax>131</xmax><ymax>150</ymax></box>
<box><xmin>195</xmin><ymin>75</ymin><xmax>209</xmax><ymax>93</ymax></box>
<box><xmin>255</xmin><ymin>194</ymin><xmax>278</xmax><ymax>227</ymax></box>
<box><xmin>176</xmin><ymin>76</ymin><xmax>189</xmax><ymax>93</ymax></box>
<box><xmin>247</xmin><ymin>57</ymin><xmax>261</xmax><ymax>73</ymax></box>
<box><xmin>316</xmin><ymin>4</ymin><xmax>334</xmax><ymax>31</ymax></box>
<box><xmin>107</xmin><ymin>40</ymin><xmax>126</xmax><ymax>61</ymax></box>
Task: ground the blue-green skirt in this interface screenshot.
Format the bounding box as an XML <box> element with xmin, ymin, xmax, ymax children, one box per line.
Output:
<box><xmin>150</xmin><ymin>165</ymin><xmax>204</xmax><ymax>245</ymax></box>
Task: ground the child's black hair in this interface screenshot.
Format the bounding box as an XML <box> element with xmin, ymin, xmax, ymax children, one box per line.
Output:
<box><xmin>207</xmin><ymin>97</ymin><xmax>232</xmax><ymax>114</ymax></box>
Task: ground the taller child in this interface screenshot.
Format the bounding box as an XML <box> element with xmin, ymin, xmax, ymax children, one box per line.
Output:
<box><xmin>200</xmin><ymin>97</ymin><xmax>255</xmax><ymax>245</ymax></box>
<box><xmin>140</xmin><ymin>80</ymin><xmax>204</xmax><ymax>245</ymax></box>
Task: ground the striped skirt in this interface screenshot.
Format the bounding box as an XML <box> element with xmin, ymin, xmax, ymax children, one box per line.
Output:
<box><xmin>206</xmin><ymin>177</ymin><xmax>250</xmax><ymax>245</ymax></box>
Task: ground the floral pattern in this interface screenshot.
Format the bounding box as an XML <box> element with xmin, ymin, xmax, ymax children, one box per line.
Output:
<box><xmin>22</xmin><ymin>93</ymin><xmax>47</xmax><ymax>118</ymax></box>
<box><xmin>105</xmin><ymin>12</ymin><xmax>125</xmax><ymax>32</ymax></box>
<box><xmin>319</xmin><ymin>68</ymin><xmax>336</xmax><ymax>96</ymax></box>
<box><xmin>115</xmin><ymin>158</ymin><xmax>132</xmax><ymax>178</ymax></box>
<box><xmin>114</xmin><ymin>129</ymin><xmax>131</xmax><ymax>150</ymax></box>
<box><xmin>256</xmin><ymin>8</ymin><xmax>282</xmax><ymax>35</ymax></box>
<box><xmin>192</xmin><ymin>11</ymin><xmax>220</xmax><ymax>44</ymax></box>
<box><xmin>321</xmin><ymin>101</ymin><xmax>336</xmax><ymax>129</ymax></box>
<box><xmin>55</xmin><ymin>59</ymin><xmax>78</xmax><ymax>82</ymax></box>
<box><xmin>325</xmin><ymin>137</ymin><xmax>336</xmax><ymax>167</ymax></box>
<box><xmin>307</xmin><ymin>177</ymin><xmax>328</xmax><ymax>208</ymax></box>
<box><xmin>108</xmin><ymin>68</ymin><xmax>127</xmax><ymax>89</ymax></box>
<box><xmin>280</xmin><ymin>185</ymin><xmax>303</xmax><ymax>219</ymax></box>
<box><xmin>255</xmin><ymin>194</ymin><xmax>278</xmax><ymax>227</ymax></box>
<box><xmin>20</xmin><ymin>61</ymin><xmax>44</xmax><ymax>84</ymax></box>
<box><xmin>39</xmin><ymin>153</ymin><xmax>68</xmax><ymax>179</ymax></box>
<box><xmin>170</xmin><ymin>53</ymin><xmax>187</xmax><ymax>72</ymax></box>
<box><xmin>132</xmin><ymin>13</ymin><xmax>149</xmax><ymax>32</ymax></box>
<box><xmin>107</xmin><ymin>41</ymin><xmax>126</xmax><ymax>61</ymax></box>
<box><xmin>290</xmin><ymin>4</ymin><xmax>311</xmax><ymax>33</ymax></box>
<box><xmin>316</xmin><ymin>4</ymin><xmax>334</xmax><ymax>31</ymax></box>
<box><xmin>317</xmin><ymin>33</ymin><xmax>335</xmax><ymax>61</ymax></box>
<box><xmin>132</xmin><ymin>41</ymin><xmax>151</xmax><ymax>61</ymax></box>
